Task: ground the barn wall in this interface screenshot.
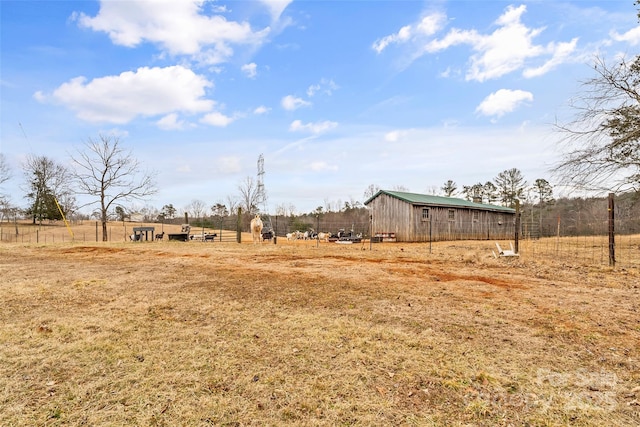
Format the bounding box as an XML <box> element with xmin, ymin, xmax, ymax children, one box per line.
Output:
<box><xmin>409</xmin><ymin>206</ymin><xmax>515</xmax><ymax>242</ymax></box>
<box><xmin>369</xmin><ymin>194</ymin><xmax>412</xmax><ymax>240</ymax></box>
<box><xmin>369</xmin><ymin>194</ymin><xmax>515</xmax><ymax>242</ymax></box>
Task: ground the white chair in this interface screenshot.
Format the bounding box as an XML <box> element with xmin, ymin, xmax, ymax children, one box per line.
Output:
<box><xmin>494</xmin><ymin>242</ymin><xmax>519</xmax><ymax>257</ymax></box>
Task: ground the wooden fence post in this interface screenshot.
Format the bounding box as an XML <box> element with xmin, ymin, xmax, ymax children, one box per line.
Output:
<box><xmin>514</xmin><ymin>200</ymin><xmax>520</xmax><ymax>254</ymax></box>
<box><xmin>236</xmin><ymin>207</ymin><xmax>242</xmax><ymax>243</ymax></box>
<box><xmin>608</xmin><ymin>193</ymin><xmax>615</xmax><ymax>267</ymax></box>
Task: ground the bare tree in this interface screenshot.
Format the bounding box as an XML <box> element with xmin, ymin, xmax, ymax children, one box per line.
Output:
<box><xmin>0</xmin><ymin>153</ymin><xmax>10</xmax><ymax>188</ymax></box>
<box><xmin>56</xmin><ymin>191</ymin><xmax>77</xmax><ymax>220</ymax></box>
<box><xmin>363</xmin><ymin>184</ymin><xmax>380</xmax><ymax>200</ymax></box>
<box><xmin>0</xmin><ymin>198</ymin><xmax>16</xmax><ymax>223</ymax></box>
<box><xmin>555</xmin><ymin>55</ymin><xmax>640</xmax><ymax>192</ymax></box>
<box><xmin>349</xmin><ymin>195</ymin><xmax>362</xmax><ymax>209</ymax></box>
<box><xmin>141</xmin><ymin>205</ymin><xmax>159</xmax><ymax>222</ymax></box>
<box><xmin>323</xmin><ymin>198</ymin><xmax>333</xmax><ymax>213</ymax></box>
<box><xmin>226</xmin><ymin>195</ymin><xmax>240</xmax><ymax>215</ymax></box>
<box><xmin>237</xmin><ymin>176</ymin><xmax>260</xmax><ymax>215</ymax></box>
<box><xmin>0</xmin><ymin>153</ymin><xmax>12</xmax><ymax>210</ymax></box>
<box><xmin>275</xmin><ymin>203</ymin><xmax>287</xmax><ymax>217</ymax></box>
<box><xmin>424</xmin><ymin>185</ymin><xmax>440</xmax><ymax>195</ymax></box>
<box><xmin>71</xmin><ymin>134</ymin><xmax>156</xmax><ymax>241</ymax></box>
<box><xmin>186</xmin><ymin>199</ymin><xmax>207</xmax><ymax>220</ymax></box>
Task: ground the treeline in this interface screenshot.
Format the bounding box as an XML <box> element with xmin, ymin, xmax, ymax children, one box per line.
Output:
<box><xmin>146</xmin><ymin>203</ymin><xmax>371</xmax><ymax>236</ymax></box>
<box><xmin>522</xmin><ymin>192</ymin><xmax>640</xmax><ymax>237</ymax></box>
<box><xmin>82</xmin><ymin>191</ymin><xmax>640</xmax><ymax>239</ymax></box>
<box><xmin>3</xmin><ymin>147</ymin><xmax>639</xmax><ymax>239</ymax></box>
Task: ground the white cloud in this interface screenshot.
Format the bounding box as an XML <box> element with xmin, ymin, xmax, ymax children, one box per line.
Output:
<box><xmin>258</xmin><ymin>0</ymin><xmax>293</xmax><ymax>22</ymax></box>
<box><xmin>373</xmin><ymin>13</ymin><xmax>446</xmax><ymax>53</ymax></box>
<box><xmin>39</xmin><ymin>65</ymin><xmax>214</xmax><ymax>124</ymax></box>
<box><xmin>310</xmin><ymin>161</ymin><xmax>338</xmax><ymax>172</ymax></box>
<box><xmin>281</xmin><ymin>95</ymin><xmax>311</xmax><ymax>111</ymax></box>
<box><xmin>33</xmin><ymin>91</ymin><xmax>46</xmax><ymax>102</ymax></box>
<box><xmin>523</xmin><ymin>38</ymin><xmax>579</xmax><ymax>78</ymax></box>
<box><xmin>416</xmin><ymin>14</ymin><xmax>446</xmax><ymax>36</ymax></box>
<box><xmin>241</xmin><ymin>63</ymin><xmax>257</xmax><ymax>79</ymax></box>
<box><xmin>384</xmin><ymin>130</ymin><xmax>410</xmax><ymax>142</ymax></box>
<box><xmin>176</xmin><ymin>163</ymin><xmax>192</xmax><ymax>173</ymax></box>
<box><xmin>216</xmin><ymin>156</ymin><xmax>242</xmax><ymax>173</ymax></box>
<box><xmin>157</xmin><ymin>113</ymin><xmax>186</xmax><ymax>130</ymax></box>
<box><xmin>476</xmin><ymin>89</ymin><xmax>533</xmax><ymax>118</ymax></box>
<box><xmin>307</xmin><ymin>78</ymin><xmax>339</xmax><ymax>97</ymax></box>
<box><xmin>610</xmin><ymin>26</ymin><xmax>640</xmax><ymax>45</ymax></box>
<box><xmin>289</xmin><ymin>120</ymin><xmax>338</xmax><ymax>134</ymax></box>
<box><xmin>254</xmin><ymin>105</ymin><xmax>270</xmax><ymax>114</ymax></box>
<box><xmin>74</xmin><ymin>0</ymin><xmax>270</xmax><ymax>65</ymax></box>
<box><xmin>373</xmin><ymin>25</ymin><xmax>412</xmax><ymax>53</ymax></box>
<box><xmin>462</xmin><ymin>5</ymin><xmax>547</xmax><ymax>82</ymax></box>
<box><xmin>423</xmin><ymin>28</ymin><xmax>477</xmax><ymax>53</ymax></box>
<box><xmin>383</xmin><ymin>5</ymin><xmax>577</xmax><ymax>82</ymax></box>
<box><xmin>100</xmin><ymin>128</ymin><xmax>130</xmax><ymax>139</ymax></box>
<box><xmin>307</xmin><ymin>84</ymin><xmax>319</xmax><ymax>97</ymax></box>
<box><xmin>200</xmin><ymin>111</ymin><xmax>235</xmax><ymax>127</ymax></box>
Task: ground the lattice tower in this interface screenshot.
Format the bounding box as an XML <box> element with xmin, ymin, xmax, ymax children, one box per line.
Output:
<box><xmin>256</xmin><ymin>154</ymin><xmax>272</xmax><ymax>231</ymax></box>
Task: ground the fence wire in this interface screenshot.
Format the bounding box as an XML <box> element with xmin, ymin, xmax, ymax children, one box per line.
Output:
<box><xmin>2</xmin><ymin>217</ymin><xmax>638</xmax><ymax>269</ymax></box>
<box><xmin>518</xmin><ymin>234</ymin><xmax>640</xmax><ymax>269</ymax></box>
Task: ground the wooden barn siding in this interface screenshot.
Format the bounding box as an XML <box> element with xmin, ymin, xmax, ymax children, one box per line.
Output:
<box><xmin>409</xmin><ymin>206</ymin><xmax>514</xmax><ymax>242</ymax></box>
<box><xmin>369</xmin><ymin>194</ymin><xmax>411</xmax><ymax>242</ymax></box>
<box><xmin>369</xmin><ymin>194</ymin><xmax>515</xmax><ymax>242</ymax></box>
<box><xmin>369</xmin><ymin>195</ymin><xmax>412</xmax><ymax>240</ymax></box>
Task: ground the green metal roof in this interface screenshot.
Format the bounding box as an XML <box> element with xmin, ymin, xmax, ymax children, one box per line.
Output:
<box><xmin>364</xmin><ymin>190</ymin><xmax>515</xmax><ymax>213</ymax></box>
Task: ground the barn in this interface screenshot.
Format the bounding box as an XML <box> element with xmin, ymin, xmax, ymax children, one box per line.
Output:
<box><xmin>364</xmin><ymin>190</ymin><xmax>516</xmax><ymax>242</ymax></box>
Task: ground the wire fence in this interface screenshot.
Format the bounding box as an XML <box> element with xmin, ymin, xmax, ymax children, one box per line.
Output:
<box><xmin>0</xmin><ymin>219</ymin><xmax>375</xmax><ymax>244</ymax></box>
<box><xmin>2</xmin><ymin>216</ymin><xmax>638</xmax><ymax>269</ymax></box>
<box><xmin>515</xmin><ymin>209</ymin><xmax>639</xmax><ymax>268</ymax></box>
<box><xmin>273</xmin><ymin>221</ymin><xmax>371</xmax><ymax>239</ymax></box>
<box><xmin>0</xmin><ymin>223</ymin><xmax>143</xmax><ymax>244</ymax></box>
<box><xmin>517</xmin><ymin>233</ymin><xmax>640</xmax><ymax>269</ymax></box>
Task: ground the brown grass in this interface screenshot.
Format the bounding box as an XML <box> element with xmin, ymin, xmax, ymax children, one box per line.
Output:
<box><xmin>1</xmin><ymin>222</ymin><xmax>639</xmax><ymax>426</ymax></box>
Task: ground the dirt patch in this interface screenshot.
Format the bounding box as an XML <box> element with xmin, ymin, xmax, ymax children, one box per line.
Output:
<box><xmin>60</xmin><ymin>246</ymin><xmax>126</xmax><ymax>254</ymax></box>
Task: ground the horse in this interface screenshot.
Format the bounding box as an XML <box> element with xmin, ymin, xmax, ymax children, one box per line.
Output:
<box><xmin>250</xmin><ymin>214</ymin><xmax>263</xmax><ymax>244</ymax></box>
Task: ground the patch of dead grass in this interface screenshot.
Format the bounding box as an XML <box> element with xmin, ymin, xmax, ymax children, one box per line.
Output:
<box><xmin>1</xmin><ymin>233</ymin><xmax>639</xmax><ymax>426</ymax></box>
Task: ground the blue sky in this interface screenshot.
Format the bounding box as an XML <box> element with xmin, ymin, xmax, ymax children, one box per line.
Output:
<box><xmin>2</xmin><ymin>0</ymin><xmax>639</xmax><ymax>215</ymax></box>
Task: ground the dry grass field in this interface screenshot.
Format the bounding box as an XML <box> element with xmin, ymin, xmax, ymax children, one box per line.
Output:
<box><xmin>1</xmin><ymin>222</ymin><xmax>639</xmax><ymax>426</ymax></box>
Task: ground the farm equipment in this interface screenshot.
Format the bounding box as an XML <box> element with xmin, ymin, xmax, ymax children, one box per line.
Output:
<box><xmin>168</xmin><ymin>224</ymin><xmax>191</xmax><ymax>241</ymax></box>
<box><xmin>335</xmin><ymin>228</ymin><xmax>362</xmax><ymax>244</ymax></box>
<box><xmin>190</xmin><ymin>232</ymin><xmax>217</xmax><ymax>241</ymax></box>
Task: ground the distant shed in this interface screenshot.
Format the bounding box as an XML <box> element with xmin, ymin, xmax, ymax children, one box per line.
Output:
<box><xmin>364</xmin><ymin>190</ymin><xmax>516</xmax><ymax>242</ymax></box>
